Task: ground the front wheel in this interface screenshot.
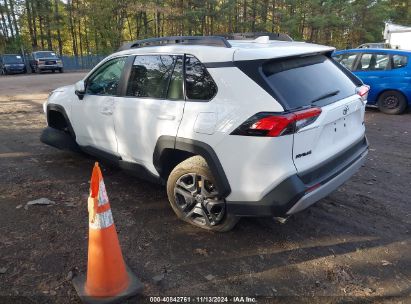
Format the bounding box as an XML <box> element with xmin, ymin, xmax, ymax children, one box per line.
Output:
<box><xmin>59</xmin><ymin>68</ymin><xmax>64</xmax><ymax>73</ymax></box>
<box><xmin>377</xmin><ymin>90</ymin><xmax>407</xmax><ymax>115</ymax></box>
<box><xmin>167</xmin><ymin>156</ymin><xmax>239</xmax><ymax>232</ymax></box>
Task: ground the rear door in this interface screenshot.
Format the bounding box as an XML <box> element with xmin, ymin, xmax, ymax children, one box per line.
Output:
<box><xmin>262</xmin><ymin>54</ymin><xmax>366</xmax><ymax>174</ymax></box>
<box><xmin>113</xmin><ymin>54</ymin><xmax>185</xmax><ymax>175</ymax></box>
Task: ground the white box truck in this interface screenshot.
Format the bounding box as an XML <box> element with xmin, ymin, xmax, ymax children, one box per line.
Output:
<box><xmin>384</xmin><ymin>22</ymin><xmax>411</xmax><ymax>50</ymax></box>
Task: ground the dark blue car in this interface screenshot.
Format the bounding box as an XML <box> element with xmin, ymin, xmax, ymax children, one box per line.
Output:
<box><xmin>0</xmin><ymin>54</ymin><xmax>27</xmax><ymax>75</ymax></box>
<box><xmin>333</xmin><ymin>48</ymin><xmax>411</xmax><ymax>114</ymax></box>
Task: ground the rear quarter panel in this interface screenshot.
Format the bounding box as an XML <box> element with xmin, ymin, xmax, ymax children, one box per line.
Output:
<box><xmin>354</xmin><ymin>66</ymin><xmax>411</xmax><ymax>105</ymax></box>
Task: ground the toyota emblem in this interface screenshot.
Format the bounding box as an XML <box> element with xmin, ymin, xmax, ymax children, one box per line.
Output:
<box><xmin>343</xmin><ymin>106</ymin><xmax>349</xmax><ymax>115</ymax></box>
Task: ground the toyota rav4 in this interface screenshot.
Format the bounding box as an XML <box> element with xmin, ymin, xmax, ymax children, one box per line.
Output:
<box><xmin>41</xmin><ymin>35</ymin><xmax>369</xmax><ymax>231</ymax></box>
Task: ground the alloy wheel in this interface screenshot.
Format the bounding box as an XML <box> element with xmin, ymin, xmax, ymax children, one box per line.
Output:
<box><xmin>174</xmin><ymin>173</ymin><xmax>225</xmax><ymax>227</ymax></box>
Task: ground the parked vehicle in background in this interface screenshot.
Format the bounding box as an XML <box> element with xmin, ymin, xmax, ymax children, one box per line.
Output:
<box><xmin>384</xmin><ymin>23</ymin><xmax>411</xmax><ymax>51</ymax></box>
<box><xmin>41</xmin><ymin>35</ymin><xmax>369</xmax><ymax>231</ymax></box>
<box><xmin>333</xmin><ymin>48</ymin><xmax>411</xmax><ymax>114</ymax></box>
<box><xmin>357</xmin><ymin>43</ymin><xmax>391</xmax><ymax>49</ymax></box>
<box><xmin>29</xmin><ymin>51</ymin><xmax>64</xmax><ymax>73</ymax></box>
<box><xmin>0</xmin><ymin>54</ymin><xmax>26</xmax><ymax>75</ymax></box>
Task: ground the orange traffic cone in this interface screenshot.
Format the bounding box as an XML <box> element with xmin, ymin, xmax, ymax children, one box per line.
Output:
<box><xmin>73</xmin><ymin>162</ymin><xmax>143</xmax><ymax>304</ymax></box>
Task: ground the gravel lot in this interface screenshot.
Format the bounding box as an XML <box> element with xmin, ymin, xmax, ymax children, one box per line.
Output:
<box><xmin>0</xmin><ymin>73</ymin><xmax>410</xmax><ymax>303</ymax></box>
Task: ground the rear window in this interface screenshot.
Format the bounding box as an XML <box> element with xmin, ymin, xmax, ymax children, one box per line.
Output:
<box><xmin>262</xmin><ymin>55</ymin><xmax>357</xmax><ymax>108</ymax></box>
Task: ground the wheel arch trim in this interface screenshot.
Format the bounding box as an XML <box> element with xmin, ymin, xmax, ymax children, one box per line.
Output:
<box><xmin>153</xmin><ymin>136</ymin><xmax>231</xmax><ymax>197</ymax></box>
<box><xmin>46</xmin><ymin>104</ymin><xmax>76</xmax><ymax>139</ymax></box>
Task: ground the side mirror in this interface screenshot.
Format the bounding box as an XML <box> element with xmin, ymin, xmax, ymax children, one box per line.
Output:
<box><xmin>74</xmin><ymin>80</ymin><xmax>85</xmax><ymax>100</ymax></box>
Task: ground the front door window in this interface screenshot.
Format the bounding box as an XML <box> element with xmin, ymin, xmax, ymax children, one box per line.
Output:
<box><xmin>86</xmin><ymin>57</ymin><xmax>126</xmax><ymax>96</ymax></box>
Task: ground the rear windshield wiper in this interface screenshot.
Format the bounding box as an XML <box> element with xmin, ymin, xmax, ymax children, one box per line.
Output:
<box><xmin>309</xmin><ymin>90</ymin><xmax>340</xmax><ymax>104</ymax></box>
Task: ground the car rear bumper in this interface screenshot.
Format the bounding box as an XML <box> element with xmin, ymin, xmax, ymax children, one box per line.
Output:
<box><xmin>226</xmin><ymin>136</ymin><xmax>368</xmax><ymax>217</ymax></box>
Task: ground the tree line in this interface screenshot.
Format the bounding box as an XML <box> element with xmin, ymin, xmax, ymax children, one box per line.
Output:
<box><xmin>0</xmin><ymin>0</ymin><xmax>410</xmax><ymax>56</ymax></box>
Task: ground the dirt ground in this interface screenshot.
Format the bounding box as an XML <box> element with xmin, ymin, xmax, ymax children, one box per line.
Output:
<box><xmin>0</xmin><ymin>72</ymin><xmax>410</xmax><ymax>304</ymax></box>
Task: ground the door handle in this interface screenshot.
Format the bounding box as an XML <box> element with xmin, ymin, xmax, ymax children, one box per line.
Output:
<box><xmin>157</xmin><ymin>114</ymin><xmax>176</xmax><ymax>120</ymax></box>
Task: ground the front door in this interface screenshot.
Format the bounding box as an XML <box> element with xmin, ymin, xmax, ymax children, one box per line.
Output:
<box><xmin>71</xmin><ymin>57</ymin><xmax>127</xmax><ymax>155</ymax></box>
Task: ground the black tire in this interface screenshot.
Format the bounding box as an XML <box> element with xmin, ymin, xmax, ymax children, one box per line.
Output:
<box><xmin>23</xmin><ymin>68</ymin><xmax>27</xmax><ymax>74</ymax></box>
<box><xmin>0</xmin><ymin>68</ymin><xmax>5</xmax><ymax>75</ymax></box>
<box><xmin>59</xmin><ymin>68</ymin><xmax>64</xmax><ymax>73</ymax></box>
<box><xmin>167</xmin><ymin>156</ymin><xmax>239</xmax><ymax>232</ymax></box>
<box><xmin>377</xmin><ymin>90</ymin><xmax>407</xmax><ymax>115</ymax></box>
<box><xmin>52</xmin><ymin>69</ymin><xmax>55</xmax><ymax>73</ymax></box>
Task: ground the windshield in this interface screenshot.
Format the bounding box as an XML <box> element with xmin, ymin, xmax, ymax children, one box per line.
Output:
<box><xmin>35</xmin><ymin>52</ymin><xmax>58</xmax><ymax>59</ymax></box>
<box><xmin>3</xmin><ymin>55</ymin><xmax>23</xmax><ymax>64</ymax></box>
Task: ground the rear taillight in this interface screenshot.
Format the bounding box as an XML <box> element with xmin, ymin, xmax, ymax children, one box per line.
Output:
<box><xmin>356</xmin><ymin>85</ymin><xmax>370</xmax><ymax>103</ymax></box>
<box><xmin>231</xmin><ymin>107</ymin><xmax>322</xmax><ymax>137</ymax></box>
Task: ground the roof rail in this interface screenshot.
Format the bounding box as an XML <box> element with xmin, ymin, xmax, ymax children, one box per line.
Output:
<box><xmin>222</xmin><ymin>32</ymin><xmax>293</xmax><ymax>42</ymax></box>
<box><xmin>118</xmin><ymin>36</ymin><xmax>231</xmax><ymax>51</ymax></box>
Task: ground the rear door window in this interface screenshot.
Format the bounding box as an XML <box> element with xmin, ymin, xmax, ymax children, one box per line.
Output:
<box><xmin>126</xmin><ymin>55</ymin><xmax>176</xmax><ymax>99</ymax></box>
<box><xmin>357</xmin><ymin>53</ymin><xmax>389</xmax><ymax>71</ymax></box>
<box><xmin>262</xmin><ymin>55</ymin><xmax>357</xmax><ymax>108</ymax></box>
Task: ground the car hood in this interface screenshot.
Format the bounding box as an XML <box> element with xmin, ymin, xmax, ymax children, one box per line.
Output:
<box><xmin>51</xmin><ymin>85</ymin><xmax>73</xmax><ymax>93</ymax></box>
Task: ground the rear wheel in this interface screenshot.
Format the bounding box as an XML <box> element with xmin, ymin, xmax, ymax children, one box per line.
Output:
<box><xmin>167</xmin><ymin>156</ymin><xmax>239</xmax><ymax>232</ymax></box>
<box><xmin>377</xmin><ymin>90</ymin><xmax>407</xmax><ymax>115</ymax></box>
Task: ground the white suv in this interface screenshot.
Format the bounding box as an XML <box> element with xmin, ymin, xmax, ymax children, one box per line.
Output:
<box><xmin>42</xmin><ymin>35</ymin><xmax>369</xmax><ymax>231</ymax></box>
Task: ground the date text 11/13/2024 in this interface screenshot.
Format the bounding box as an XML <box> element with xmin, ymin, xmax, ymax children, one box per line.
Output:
<box><xmin>149</xmin><ymin>296</ymin><xmax>257</xmax><ymax>303</ymax></box>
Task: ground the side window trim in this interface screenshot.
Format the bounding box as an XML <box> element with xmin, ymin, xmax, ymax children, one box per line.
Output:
<box><xmin>165</xmin><ymin>55</ymin><xmax>184</xmax><ymax>101</ymax></box>
<box><xmin>182</xmin><ymin>54</ymin><xmax>187</xmax><ymax>101</ymax></box>
<box><xmin>118</xmin><ymin>55</ymin><xmax>136</xmax><ymax>96</ymax></box>
<box><xmin>351</xmin><ymin>53</ymin><xmax>361</xmax><ymax>71</ymax></box>
<box><xmin>85</xmin><ymin>56</ymin><xmax>128</xmax><ymax>97</ymax></box>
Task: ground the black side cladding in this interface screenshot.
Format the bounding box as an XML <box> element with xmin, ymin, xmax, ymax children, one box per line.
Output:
<box><xmin>153</xmin><ymin>136</ymin><xmax>232</xmax><ymax>198</ymax></box>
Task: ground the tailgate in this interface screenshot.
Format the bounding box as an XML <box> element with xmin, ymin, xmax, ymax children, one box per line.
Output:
<box><xmin>292</xmin><ymin>95</ymin><xmax>366</xmax><ymax>175</ymax></box>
